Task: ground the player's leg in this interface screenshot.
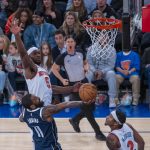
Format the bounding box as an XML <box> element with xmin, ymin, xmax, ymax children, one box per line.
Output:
<box><xmin>69</xmin><ymin>92</ymin><xmax>84</xmax><ymax>132</ymax></box>
<box><xmin>81</xmin><ymin>102</ymin><xmax>106</xmax><ymax>141</ymax></box>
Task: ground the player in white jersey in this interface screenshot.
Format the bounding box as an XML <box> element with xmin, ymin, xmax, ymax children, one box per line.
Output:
<box><xmin>105</xmin><ymin>110</ymin><xmax>145</xmax><ymax>150</ymax></box>
<box><xmin>11</xmin><ymin>19</ymin><xmax>82</xmax><ymax>106</ymax></box>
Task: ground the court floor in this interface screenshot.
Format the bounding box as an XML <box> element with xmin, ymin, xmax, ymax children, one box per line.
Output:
<box><xmin>0</xmin><ymin>118</ymin><xmax>150</xmax><ymax>150</ymax></box>
<box><xmin>0</xmin><ymin>103</ymin><xmax>150</xmax><ymax>150</ymax></box>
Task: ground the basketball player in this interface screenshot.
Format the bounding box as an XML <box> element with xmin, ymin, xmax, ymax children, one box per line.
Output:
<box><xmin>20</xmin><ymin>94</ymin><xmax>86</xmax><ymax>150</ymax></box>
<box><xmin>105</xmin><ymin>110</ymin><xmax>145</xmax><ymax>150</ymax></box>
<box><xmin>10</xmin><ymin>19</ymin><xmax>81</xmax><ymax>106</ymax></box>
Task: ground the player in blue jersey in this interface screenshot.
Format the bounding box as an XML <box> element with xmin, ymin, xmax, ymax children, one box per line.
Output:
<box><xmin>20</xmin><ymin>93</ymin><xmax>90</xmax><ymax>150</ymax></box>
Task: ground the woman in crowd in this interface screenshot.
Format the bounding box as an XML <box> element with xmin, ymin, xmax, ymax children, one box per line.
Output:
<box><xmin>60</xmin><ymin>11</ymin><xmax>90</xmax><ymax>51</ymax></box>
<box><xmin>42</xmin><ymin>0</ymin><xmax>63</xmax><ymax>28</ymax></box>
<box><xmin>5</xmin><ymin>7</ymin><xmax>32</xmax><ymax>39</ymax></box>
<box><xmin>67</xmin><ymin>0</ymin><xmax>88</xmax><ymax>22</ymax></box>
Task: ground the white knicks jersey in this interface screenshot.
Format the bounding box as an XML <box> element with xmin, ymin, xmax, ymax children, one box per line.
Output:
<box><xmin>111</xmin><ymin>123</ymin><xmax>138</xmax><ymax>150</ymax></box>
<box><xmin>26</xmin><ymin>66</ymin><xmax>52</xmax><ymax>106</ymax></box>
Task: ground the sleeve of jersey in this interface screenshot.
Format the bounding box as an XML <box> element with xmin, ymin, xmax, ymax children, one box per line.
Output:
<box><xmin>55</xmin><ymin>53</ymin><xmax>66</xmax><ymax>66</ymax></box>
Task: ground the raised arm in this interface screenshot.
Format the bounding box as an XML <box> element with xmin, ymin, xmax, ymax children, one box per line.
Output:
<box><xmin>11</xmin><ymin>20</ymin><xmax>37</xmax><ymax>78</ymax></box>
<box><xmin>42</xmin><ymin>101</ymin><xmax>83</xmax><ymax>121</ymax></box>
<box><xmin>52</xmin><ymin>82</ymin><xmax>82</xmax><ymax>94</ymax></box>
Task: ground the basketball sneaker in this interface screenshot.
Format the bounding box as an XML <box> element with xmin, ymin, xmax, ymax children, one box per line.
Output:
<box><xmin>109</xmin><ymin>98</ymin><xmax>116</xmax><ymax>108</ymax></box>
<box><xmin>69</xmin><ymin>119</ymin><xmax>80</xmax><ymax>133</ymax></box>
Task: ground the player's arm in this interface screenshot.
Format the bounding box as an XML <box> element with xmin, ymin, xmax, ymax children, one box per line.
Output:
<box><xmin>127</xmin><ymin>123</ymin><xmax>145</xmax><ymax>150</ymax></box>
<box><xmin>52</xmin><ymin>82</ymin><xmax>82</xmax><ymax>94</ymax></box>
<box><xmin>106</xmin><ymin>133</ymin><xmax>121</xmax><ymax>150</ymax></box>
<box><xmin>42</xmin><ymin>101</ymin><xmax>83</xmax><ymax>121</ymax></box>
<box><xmin>11</xmin><ymin>20</ymin><xmax>37</xmax><ymax>78</ymax></box>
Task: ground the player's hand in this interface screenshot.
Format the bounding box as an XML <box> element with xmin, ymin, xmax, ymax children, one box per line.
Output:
<box><xmin>72</xmin><ymin>82</ymin><xmax>83</xmax><ymax>93</ymax></box>
<box><xmin>62</xmin><ymin>79</ymin><xmax>69</xmax><ymax>86</ymax></box>
<box><xmin>83</xmin><ymin>99</ymin><xmax>95</xmax><ymax>105</ymax></box>
<box><xmin>11</xmin><ymin>19</ymin><xmax>23</xmax><ymax>35</ymax></box>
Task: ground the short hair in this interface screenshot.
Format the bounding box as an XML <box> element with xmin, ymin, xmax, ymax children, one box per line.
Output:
<box><xmin>54</xmin><ymin>30</ymin><xmax>66</xmax><ymax>37</ymax></box>
<box><xmin>116</xmin><ymin>110</ymin><xmax>126</xmax><ymax>124</ymax></box>
<box><xmin>21</xmin><ymin>94</ymin><xmax>32</xmax><ymax>109</ymax></box>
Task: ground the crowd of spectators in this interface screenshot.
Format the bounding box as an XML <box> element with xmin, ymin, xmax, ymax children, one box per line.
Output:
<box><xmin>0</xmin><ymin>0</ymin><xmax>150</xmax><ymax>108</ymax></box>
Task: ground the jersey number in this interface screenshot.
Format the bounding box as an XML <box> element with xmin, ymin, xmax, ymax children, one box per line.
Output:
<box><xmin>34</xmin><ymin>126</ymin><xmax>44</xmax><ymax>138</ymax></box>
<box><xmin>127</xmin><ymin>140</ymin><xmax>134</xmax><ymax>150</ymax></box>
<box><xmin>45</xmin><ymin>77</ymin><xmax>51</xmax><ymax>88</ymax></box>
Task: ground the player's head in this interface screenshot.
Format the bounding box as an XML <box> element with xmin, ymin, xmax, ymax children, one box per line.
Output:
<box><xmin>105</xmin><ymin>110</ymin><xmax>126</xmax><ymax>128</ymax></box>
<box><xmin>21</xmin><ymin>94</ymin><xmax>44</xmax><ymax>109</ymax></box>
<box><xmin>27</xmin><ymin>47</ymin><xmax>41</xmax><ymax>65</ymax></box>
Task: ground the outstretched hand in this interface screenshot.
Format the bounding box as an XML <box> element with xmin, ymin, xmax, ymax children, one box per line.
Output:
<box><xmin>72</xmin><ymin>82</ymin><xmax>83</xmax><ymax>93</ymax></box>
<box><xmin>11</xmin><ymin>19</ymin><xmax>23</xmax><ymax>35</ymax></box>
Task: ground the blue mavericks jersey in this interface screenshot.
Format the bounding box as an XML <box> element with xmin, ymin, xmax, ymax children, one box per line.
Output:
<box><xmin>23</xmin><ymin>108</ymin><xmax>61</xmax><ymax>150</ymax></box>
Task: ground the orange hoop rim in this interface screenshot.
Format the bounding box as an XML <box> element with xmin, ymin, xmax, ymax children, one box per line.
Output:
<box><xmin>82</xmin><ymin>18</ymin><xmax>122</xmax><ymax>30</ymax></box>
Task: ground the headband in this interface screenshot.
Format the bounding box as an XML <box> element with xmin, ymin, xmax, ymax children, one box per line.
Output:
<box><xmin>111</xmin><ymin>110</ymin><xmax>122</xmax><ymax>125</ymax></box>
<box><xmin>27</xmin><ymin>47</ymin><xmax>39</xmax><ymax>55</ymax></box>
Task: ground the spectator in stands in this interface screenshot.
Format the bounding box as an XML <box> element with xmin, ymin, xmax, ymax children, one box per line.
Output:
<box><xmin>91</xmin><ymin>0</ymin><xmax>118</xmax><ymax>18</ymax></box>
<box><xmin>11</xmin><ymin>8</ymin><xmax>33</xmax><ymax>42</ymax></box>
<box><xmin>0</xmin><ymin>27</ymin><xmax>4</xmax><ymax>35</ymax></box>
<box><xmin>115</xmin><ymin>49</ymin><xmax>141</xmax><ymax>106</ymax></box>
<box><xmin>6</xmin><ymin>0</ymin><xmax>35</xmax><ymax>16</ymax></box>
<box><xmin>66</xmin><ymin>0</ymin><xmax>96</xmax><ymax>14</ymax></box>
<box><xmin>41</xmin><ymin>0</ymin><xmax>63</xmax><ymax>28</ymax></box>
<box><xmin>0</xmin><ymin>34</ymin><xmax>10</xmax><ymax>55</ymax></box>
<box><xmin>52</xmin><ymin>30</ymin><xmax>66</xmax><ymax>61</ymax></box>
<box><xmin>23</xmin><ymin>10</ymin><xmax>57</xmax><ymax>49</ymax></box>
<box><xmin>0</xmin><ymin>46</ymin><xmax>6</xmax><ymax>104</ymax></box>
<box><xmin>40</xmin><ymin>42</ymin><xmax>53</xmax><ymax>75</ymax></box>
<box><xmin>87</xmin><ymin>43</ymin><xmax>117</xmax><ymax>108</ymax></box>
<box><xmin>110</xmin><ymin>0</ymin><xmax>123</xmax><ymax>19</ymax></box>
<box><xmin>141</xmin><ymin>47</ymin><xmax>150</xmax><ymax>97</ymax></box>
<box><xmin>5</xmin><ymin>42</ymin><xmax>22</xmax><ymax>92</ymax></box>
<box><xmin>52</xmin><ymin>35</ymin><xmax>106</xmax><ymax>141</ymax></box>
<box><xmin>67</xmin><ymin>0</ymin><xmax>88</xmax><ymax>22</ymax></box>
<box><xmin>60</xmin><ymin>11</ymin><xmax>90</xmax><ymax>51</ymax></box>
<box><xmin>0</xmin><ymin>0</ymin><xmax>8</xmax><ymax>30</ymax></box>
<box><xmin>92</xmin><ymin>10</ymin><xmax>104</xmax><ymax>18</ymax></box>
<box><xmin>5</xmin><ymin>5</ymin><xmax>31</xmax><ymax>39</ymax></box>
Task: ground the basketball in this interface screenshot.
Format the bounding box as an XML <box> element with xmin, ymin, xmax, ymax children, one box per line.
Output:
<box><xmin>79</xmin><ymin>83</ymin><xmax>97</xmax><ymax>102</ymax></box>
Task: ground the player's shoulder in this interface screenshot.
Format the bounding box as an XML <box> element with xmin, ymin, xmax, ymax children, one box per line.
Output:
<box><xmin>106</xmin><ymin>133</ymin><xmax>121</xmax><ymax>150</ymax></box>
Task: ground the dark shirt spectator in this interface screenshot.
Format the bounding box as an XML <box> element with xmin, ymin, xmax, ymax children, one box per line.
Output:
<box><xmin>41</xmin><ymin>0</ymin><xmax>63</xmax><ymax>29</ymax></box>
<box><xmin>91</xmin><ymin>0</ymin><xmax>118</xmax><ymax>19</ymax></box>
<box><xmin>23</xmin><ymin>10</ymin><xmax>56</xmax><ymax>49</ymax></box>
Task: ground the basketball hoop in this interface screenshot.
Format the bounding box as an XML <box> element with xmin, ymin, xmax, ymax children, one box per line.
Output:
<box><xmin>83</xmin><ymin>18</ymin><xmax>122</xmax><ymax>60</ymax></box>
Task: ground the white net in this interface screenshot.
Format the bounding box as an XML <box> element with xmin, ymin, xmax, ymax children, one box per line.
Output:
<box><xmin>83</xmin><ymin>18</ymin><xmax>121</xmax><ymax>60</ymax></box>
